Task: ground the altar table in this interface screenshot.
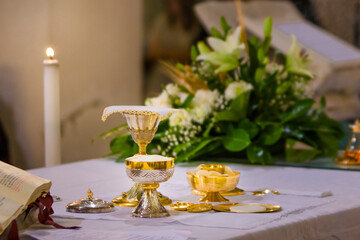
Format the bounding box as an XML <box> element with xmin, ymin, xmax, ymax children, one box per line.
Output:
<box><xmin>21</xmin><ymin>158</ymin><xmax>360</xmax><ymax>240</ymax></box>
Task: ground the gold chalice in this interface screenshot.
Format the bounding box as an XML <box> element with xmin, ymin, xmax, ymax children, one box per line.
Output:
<box><xmin>101</xmin><ymin>106</ymin><xmax>180</xmax><ymax>209</ymax></box>
<box><xmin>186</xmin><ymin>164</ymin><xmax>240</xmax><ymax>202</ymax></box>
<box><xmin>125</xmin><ymin>155</ymin><xmax>174</xmax><ymax>217</ymax></box>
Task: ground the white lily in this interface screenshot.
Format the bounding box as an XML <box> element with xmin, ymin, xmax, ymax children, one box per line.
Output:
<box><xmin>286</xmin><ymin>35</ymin><xmax>313</xmax><ymax>78</ymax></box>
<box><xmin>225</xmin><ymin>81</ymin><xmax>253</xmax><ymax>101</ymax></box>
<box><xmin>197</xmin><ymin>27</ymin><xmax>245</xmax><ymax>73</ymax></box>
<box><xmin>207</xmin><ymin>26</ymin><xmax>244</xmax><ymax>54</ymax></box>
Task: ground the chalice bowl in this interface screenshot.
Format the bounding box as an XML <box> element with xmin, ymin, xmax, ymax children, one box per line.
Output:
<box><xmin>125</xmin><ymin>155</ymin><xmax>174</xmax><ymax>217</ymax></box>
<box><xmin>186</xmin><ymin>164</ymin><xmax>240</xmax><ymax>202</ymax></box>
<box><xmin>102</xmin><ymin>106</ymin><xmax>180</xmax><ymax>215</ymax></box>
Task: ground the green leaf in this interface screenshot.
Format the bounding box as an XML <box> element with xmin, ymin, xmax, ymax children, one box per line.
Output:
<box><xmin>285</xmin><ymin>140</ymin><xmax>320</xmax><ymax>162</ymax></box>
<box><xmin>173</xmin><ymin>138</ymin><xmax>201</xmax><ymax>154</ymax></box>
<box><xmin>109</xmin><ymin>134</ymin><xmax>137</xmax><ymax>158</ymax></box>
<box><xmin>276</xmin><ymin>82</ymin><xmax>291</xmax><ymax>95</ymax></box>
<box><xmin>181</xmin><ymin>94</ymin><xmax>194</xmax><ymax>108</ymax></box>
<box><xmin>246</xmin><ymin>145</ymin><xmax>272</xmax><ymax>164</ymax></box>
<box><xmin>298</xmin><ymin>119</ymin><xmax>344</xmax><ymax>137</ymax></box>
<box><xmin>220</xmin><ymin>16</ymin><xmax>231</xmax><ymax>35</ymax></box>
<box><xmin>257</xmin><ymin>124</ymin><xmax>283</xmax><ymax>145</ymax></box>
<box><xmin>238</xmin><ymin>119</ymin><xmax>259</xmax><ymax>139</ymax></box>
<box><xmin>263</xmin><ymin>17</ymin><xmax>272</xmax><ymax>38</ymax></box>
<box><xmin>110</xmin><ymin>134</ymin><xmax>129</xmax><ymax>154</ymax></box>
<box><xmin>177</xmin><ymin>84</ymin><xmax>190</xmax><ymax>93</ymax></box>
<box><xmin>259</xmin><ymin>71</ymin><xmax>277</xmax><ymax>98</ymax></box>
<box><xmin>197</xmin><ymin>41</ymin><xmax>211</xmax><ymax>54</ymax></box>
<box><xmin>205</xmin><ymin>52</ymin><xmax>239</xmax><ymax>73</ymax></box>
<box><xmin>250</xmin><ymin>36</ymin><xmax>259</xmax><ymax>47</ymax></box>
<box><xmin>92</xmin><ymin>124</ymin><xmax>128</xmax><ymax>142</ymax></box>
<box><xmin>316</xmin><ymin>132</ymin><xmax>339</xmax><ymax>157</ymax></box>
<box><xmin>280</xmin><ymin>99</ymin><xmax>315</xmax><ymax>123</ymax></box>
<box><xmin>255</xmin><ymin>68</ymin><xmax>265</xmax><ymax>84</ymax></box>
<box><xmin>257</xmin><ymin>48</ymin><xmax>265</xmax><ymax>64</ymax></box>
<box><xmin>211</xmin><ymin>27</ymin><xmax>223</xmax><ymax>39</ymax></box>
<box><xmin>176</xmin><ymin>63</ymin><xmax>185</xmax><ymax>71</ymax></box>
<box><xmin>215</xmin><ymin>110</ymin><xmax>241</xmax><ymax>122</ymax></box>
<box><xmin>230</xmin><ymin>93</ymin><xmax>250</xmax><ymax>119</ymax></box>
<box><xmin>223</xmin><ymin>126</ymin><xmax>251</xmax><ymax>151</ymax></box>
<box><xmin>178</xmin><ymin>137</ymin><xmax>221</xmax><ymax>162</ymax></box>
<box><xmin>248</xmin><ymin>41</ymin><xmax>259</xmax><ymax>75</ymax></box>
<box><xmin>262</xmin><ymin>36</ymin><xmax>272</xmax><ymax>54</ymax></box>
<box><xmin>191</xmin><ymin>45</ymin><xmax>199</xmax><ymax>62</ymax></box>
<box><xmin>203</xmin><ymin>120</ymin><xmax>216</xmax><ymax>137</ymax></box>
<box><xmin>195</xmin><ymin>140</ymin><xmax>224</xmax><ymax>159</ymax></box>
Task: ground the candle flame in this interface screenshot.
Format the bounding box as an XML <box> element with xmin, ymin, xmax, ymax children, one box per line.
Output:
<box><xmin>46</xmin><ymin>47</ymin><xmax>55</xmax><ymax>59</ymax></box>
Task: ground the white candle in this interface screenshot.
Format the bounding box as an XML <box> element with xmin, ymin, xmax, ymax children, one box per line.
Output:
<box><xmin>43</xmin><ymin>47</ymin><xmax>61</xmax><ymax>166</ymax></box>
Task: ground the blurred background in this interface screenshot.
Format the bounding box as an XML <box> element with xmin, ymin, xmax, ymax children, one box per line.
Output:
<box><xmin>0</xmin><ymin>0</ymin><xmax>359</xmax><ymax>169</ymax></box>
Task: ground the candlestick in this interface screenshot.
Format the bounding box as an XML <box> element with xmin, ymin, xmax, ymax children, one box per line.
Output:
<box><xmin>43</xmin><ymin>47</ymin><xmax>61</xmax><ymax>166</ymax></box>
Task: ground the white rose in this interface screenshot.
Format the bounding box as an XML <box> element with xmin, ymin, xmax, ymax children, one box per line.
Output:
<box><xmin>190</xmin><ymin>107</ymin><xmax>209</xmax><ymax>123</ymax></box>
<box><xmin>145</xmin><ymin>91</ymin><xmax>172</xmax><ymax>108</ymax></box>
<box><xmin>192</xmin><ymin>89</ymin><xmax>218</xmax><ymax>109</ymax></box>
<box><xmin>224</xmin><ymin>81</ymin><xmax>253</xmax><ymax>101</ymax></box>
<box><xmin>189</xmin><ymin>89</ymin><xmax>219</xmax><ymax>122</ymax></box>
<box><xmin>169</xmin><ymin>110</ymin><xmax>191</xmax><ymax>127</ymax></box>
<box><xmin>165</xmin><ymin>84</ymin><xmax>180</xmax><ymax>95</ymax></box>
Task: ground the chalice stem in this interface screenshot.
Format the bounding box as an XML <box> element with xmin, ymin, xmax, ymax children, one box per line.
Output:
<box><xmin>138</xmin><ymin>143</ymin><xmax>147</xmax><ymax>155</ymax></box>
<box><xmin>132</xmin><ymin>183</ymin><xmax>170</xmax><ymax>218</ymax></box>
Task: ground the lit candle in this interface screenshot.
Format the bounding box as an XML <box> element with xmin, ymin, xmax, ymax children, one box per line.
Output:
<box><xmin>43</xmin><ymin>47</ymin><xmax>61</xmax><ymax>166</ymax></box>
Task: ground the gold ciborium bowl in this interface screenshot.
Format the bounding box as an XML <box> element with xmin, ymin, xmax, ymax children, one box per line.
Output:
<box><xmin>125</xmin><ymin>155</ymin><xmax>175</xmax><ymax>218</ymax></box>
<box><xmin>186</xmin><ymin>164</ymin><xmax>240</xmax><ymax>202</ymax></box>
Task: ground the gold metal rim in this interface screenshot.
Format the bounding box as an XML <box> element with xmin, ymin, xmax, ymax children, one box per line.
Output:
<box><xmin>213</xmin><ymin>203</ymin><xmax>282</xmax><ymax>213</ymax></box>
<box><xmin>186</xmin><ymin>171</ymin><xmax>240</xmax><ymax>179</ymax></box>
<box><xmin>125</xmin><ymin>158</ymin><xmax>175</xmax><ymax>170</ymax></box>
<box><xmin>191</xmin><ymin>187</ymin><xmax>244</xmax><ymax>196</ymax></box>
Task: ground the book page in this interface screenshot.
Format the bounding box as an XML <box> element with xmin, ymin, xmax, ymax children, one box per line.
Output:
<box><xmin>0</xmin><ymin>194</ymin><xmax>24</xmax><ymax>234</ymax></box>
<box><xmin>0</xmin><ymin>161</ymin><xmax>51</xmax><ymax>206</ymax></box>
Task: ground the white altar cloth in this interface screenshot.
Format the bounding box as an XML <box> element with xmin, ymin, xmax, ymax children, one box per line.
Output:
<box><xmin>21</xmin><ymin>159</ymin><xmax>360</xmax><ymax>240</ymax></box>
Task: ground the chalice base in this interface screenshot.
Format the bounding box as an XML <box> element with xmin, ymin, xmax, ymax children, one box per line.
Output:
<box><xmin>112</xmin><ymin>183</ymin><xmax>172</xmax><ymax>207</ymax></box>
<box><xmin>198</xmin><ymin>192</ymin><xmax>229</xmax><ymax>202</ymax></box>
<box><xmin>132</xmin><ymin>185</ymin><xmax>170</xmax><ymax>218</ymax></box>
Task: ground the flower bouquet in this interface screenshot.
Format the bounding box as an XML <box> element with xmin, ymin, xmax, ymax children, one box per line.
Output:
<box><xmin>101</xmin><ymin>17</ymin><xmax>344</xmax><ymax>164</ymax></box>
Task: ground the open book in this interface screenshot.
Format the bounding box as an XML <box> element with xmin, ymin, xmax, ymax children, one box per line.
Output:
<box><xmin>0</xmin><ymin>161</ymin><xmax>51</xmax><ymax>234</ymax></box>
